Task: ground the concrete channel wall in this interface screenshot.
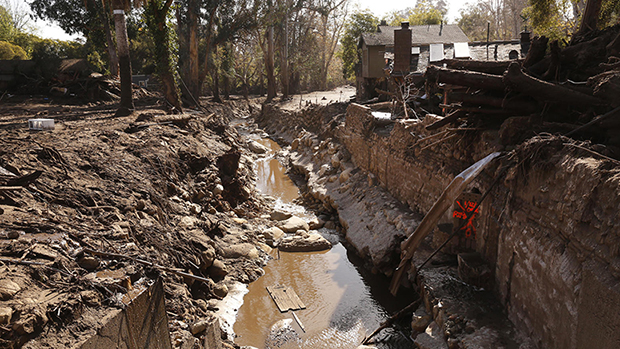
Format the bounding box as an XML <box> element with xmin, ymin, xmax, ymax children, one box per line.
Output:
<box><xmin>340</xmin><ymin>104</ymin><xmax>620</xmax><ymax>349</ymax></box>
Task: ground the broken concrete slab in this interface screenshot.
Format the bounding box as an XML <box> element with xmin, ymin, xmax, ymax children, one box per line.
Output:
<box><xmin>79</xmin><ymin>278</ymin><xmax>172</xmax><ymax>349</ymax></box>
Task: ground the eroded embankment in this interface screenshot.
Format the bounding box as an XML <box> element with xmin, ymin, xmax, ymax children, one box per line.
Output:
<box><xmin>256</xmin><ymin>102</ymin><xmax>620</xmax><ymax>349</ymax></box>
<box><xmin>0</xmin><ymin>97</ymin><xmax>279</xmax><ymax>349</ymax></box>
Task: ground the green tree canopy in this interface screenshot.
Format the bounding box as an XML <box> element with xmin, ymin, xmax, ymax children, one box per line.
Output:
<box><xmin>385</xmin><ymin>0</ymin><xmax>446</xmax><ymax>26</ymax></box>
<box><xmin>338</xmin><ymin>9</ymin><xmax>378</xmax><ymax>80</ymax></box>
<box><xmin>0</xmin><ymin>40</ymin><xmax>27</xmax><ymax>59</ymax></box>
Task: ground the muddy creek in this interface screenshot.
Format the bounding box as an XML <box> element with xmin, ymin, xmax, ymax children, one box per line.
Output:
<box><xmin>233</xmin><ymin>136</ymin><xmax>413</xmax><ymax>348</ymax></box>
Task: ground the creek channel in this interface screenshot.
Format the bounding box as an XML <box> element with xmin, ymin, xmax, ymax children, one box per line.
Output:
<box><xmin>230</xmin><ymin>124</ymin><xmax>415</xmax><ymax>349</ymax></box>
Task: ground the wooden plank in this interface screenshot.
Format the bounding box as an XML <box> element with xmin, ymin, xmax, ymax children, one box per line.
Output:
<box><xmin>292</xmin><ymin>312</ymin><xmax>306</xmax><ymax>333</ymax></box>
<box><xmin>286</xmin><ymin>287</ymin><xmax>306</xmax><ymax>309</ymax></box>
<box><xmin>266</xmin><ymin>285</ymin><xmax>306</xmax><ymax>312</ymax></box>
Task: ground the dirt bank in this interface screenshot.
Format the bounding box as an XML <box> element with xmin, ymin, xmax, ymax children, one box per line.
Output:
<box><xmin>0</xmin><ymin>95</ymin><xmax>285</xmax><ymax>348</ymax></box>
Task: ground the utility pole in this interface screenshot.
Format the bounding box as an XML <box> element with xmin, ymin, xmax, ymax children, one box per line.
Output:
<box><xmin>486</xmin><ymin>21</ymin><xmax>490</xmax><ymax>61</ymax></box>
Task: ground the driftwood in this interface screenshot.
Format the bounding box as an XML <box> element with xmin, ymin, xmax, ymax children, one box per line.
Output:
<box><xmin>83</xmin><ymin>248</ymin><xmax>213</xmax><ymax>284</ymax></box>
<box><xmin>362</xmin><ymin>298</ymin><xmax>422</xmax><ymax>345</ymax></box>
<box><xmin>2</xmin><ymin>170</ymin><xmax>42</xmax><ymax>187</ymax></box>
<box><xmin>0</xmin><ymin>186</ymin><xmax>25</xmax><ymax>192</ymax></box>
<box><xmin>367</xmin><ymin>101</ymin><xmax>394</xmax><ymax>111</ymax></box>
<box><xmin>443</xmin><ymin>59</ymin><xmax>516</xmax><ymax>75</ymax></box>
<box><xmin>447</xmin><ymin>92</ymin><xmax>539</xmax><ymax>114</ymax></box>
<box><xmin>425</xmin><ymin>110</ymin><xmax>466</xmax><ymax>130</ymax></box>
<box><xmin>503</xmin><ymin>62</ymin><xmax>603</xmax><ymax>108</ymax></box>
<box><xmin>425</xmin><ymin>65</ymin><xmax>506</xmax><ymax>91</ymax></box>
<box><xmin>566</xmin><ymin>106</ymin><xmax>620</xmax><ymax>136</ymax></box>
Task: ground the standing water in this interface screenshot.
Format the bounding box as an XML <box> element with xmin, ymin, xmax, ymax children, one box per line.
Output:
<box><xmin>234</xmin><ymin>136</ymin><xmax>413</xmax><ymax>348</ymax></box>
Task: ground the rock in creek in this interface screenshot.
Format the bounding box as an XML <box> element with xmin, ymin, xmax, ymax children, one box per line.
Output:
<box><xmin>265</xmin><ymin>319</ymin><xmax>300</xmax><ymax>349</ymax></box>
<box><xmin>276</xmin><ymin>216</ymin><xmax>309</xmax><ymax>233</ymax></box>
<box><xmin>270</xmin><ymin>210</ymin><xmax>292</xmax><ymax>221</ymax></box>
<box><xmin>278</xmin><ymin>232</ymin><xmax>332</xmax><ymax>252</ymax></box>
<box><xmin>248</xmin><ymin>140</ymin><xmax>269</xmax><ymax>154</ymax></box>
<box><xmin>263</xmin><ymin>227</ymin><xmax>285</xmax><ymax>246</ymax></box>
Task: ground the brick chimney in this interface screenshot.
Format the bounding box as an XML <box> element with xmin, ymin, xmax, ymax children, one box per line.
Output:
<box><xmin>394</xmin><ymin>22</ymin><xmax>412</xmax><ymax>74</ymax></box>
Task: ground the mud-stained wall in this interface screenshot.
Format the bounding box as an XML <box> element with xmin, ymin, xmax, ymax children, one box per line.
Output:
<box><xmin>340</xmin><ymin>104</ymin><xmax>620</xmax><ymax>349</ymax></box>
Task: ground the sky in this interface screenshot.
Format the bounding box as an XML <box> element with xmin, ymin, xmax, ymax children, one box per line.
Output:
<box><xmin>354</xmin><ymin>0</ymin><xmax>470</xmax><ymax>23</ymax></box>
<box><xmin>12</xmin><ymin>0</ymin><xmax>80</xmax><ymax>41</ymax></box>
<box><xmin>14</xmin><ymin>0</ymin><xmax>470</xmax><ymax>41</ymax></box>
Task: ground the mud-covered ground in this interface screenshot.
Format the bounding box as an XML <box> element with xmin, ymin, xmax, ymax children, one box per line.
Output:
<box><xmin>0</xmin><ymin>94</ymin><xmax>279</xmax><ymax>348</ymax></box>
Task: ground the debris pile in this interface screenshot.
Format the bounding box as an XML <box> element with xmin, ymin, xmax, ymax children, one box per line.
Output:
<box><xmin>0</xmin><ymin>96</ymin><xmax>270</xmax><ymax>348</ymax></box>
<box><xmin>382</xmin><ymin>25</ymin><xmax>620</xmax><ymax>157</ymax></box>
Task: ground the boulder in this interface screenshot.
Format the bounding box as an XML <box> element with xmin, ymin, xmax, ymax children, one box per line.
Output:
<box><xmin>308</xmin><ymin>217</ymin><xmax>325</xmax><ymax>230</ymax></box>
<box><xmin>77</xmin><ymin>256</ymin><xmax>100</xmax><ymax>271</ymax></box>
<box><xmin>270</xmin><ymin>210</ymin><xmax>292</xmax><ymax>221</ymax></box>
<box><xmin>248</xmin><ymin>140</ymin><xmax>269</xmax><ymax>154</ymax></box>
<box><xmin>200</xmin><ymin>246</ymin><xmax>216</xmax><ymax>270</ymax></box>
<box><xmin>219</xmin><ymin>243</ymin><xmax>259</xmax><ymax>259</ymax></box>
<box><xmin>330</xmin><ymin>154</ymin><xmax>341</xmax><ymax>169</ymax></box>
<box><xmin>0</xmin><ymin>280</ymin><xmax>20</xmax><ymax>300</ymax></box>
<box><xmin>0</xmin><ymin>307</ymin><xmax>12</xmax><ymax>324</ymax></box>
<box><xmin>208</xmin><ymin>260</ymin><xmax>228</xmax><ymax>278</ymax></box>
<box><xmin>414</xmin><ymin>321</ymin><xmax>448</xmax><ymax>349</ymax></box>
<box><xmin>179</xmin><ymin>216</ymin><xmax>200</xmax><ymax>229</ymax></box>
<box><xmin>291</xmin><ymin>138</ymin><xmax>300</xmax><ymax>150</ymax></box>
<box><xmin>212</xmin><ymin>282</ymin><xmax>229</xmax><ymax>299</ymax></box>
<box><xmin>411</xmin><ymin>305</ymin><xmax>432</xmax><ymax>333</ymax></box>
<box><xmin>277</xmin><ymin>217</ymin><xmax>309</xmax><ymax>233</ymax></box>
<box><xmin>339</xmin><ymin>168</ymin><xmax>352</xmax><ymax>183</ymax></box>
<box><xmin>213</xmin><ymin>184</ymin><xmax>224</xmax><ymax>196</ymax></box>
<box><xmin>324</xmin><ymin>221</ymin><xmax>336</xmax><ymax>230</ymax></box>
<box><xmin>263</xmin><ymin>227</ymin><xmax>285</xmax><ymax>246</ymax></box>
<box><xmin>279</xmin><ymin>233</ymin><xmax>331</xmax><ymax>252</ymax></box>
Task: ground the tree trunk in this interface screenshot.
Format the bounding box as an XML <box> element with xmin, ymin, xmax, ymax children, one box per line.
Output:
<box><xmin>282</xmin><ymin>12</ymin><xmax>289</xmax><ymax>98</ymax></box>
<box><xmin>100</xmin><ymin>0</ymin><xmax>118</xmax><ymax>77</ymax></box>
<box><xmin>503</xmin><ymin>62</ymin><xmax>604</xmax><ymax>108</ymax></box>
<box><xmin>212</xmin><ymin>45</ymin><xmax>222</xmax><ymax>103</ymax></box>
<box><xmin>266</xmin><ymin>25</ymin><xmax>276</xmax><ymax>101</ymax></box>
<box><xmin>146</xmin><ymin>0</ymin><xmax>182</xmax><ymax>112</ymax></box>
<box><xmin>320</xmin><ymin>16</ymin><xmax>328</xmax><ymax>90</ymax></box>
<box><xmin>425</xmin><ymin>65</ymin><xmax>506</xmax><ymax>91</ymax></box>
<box><xmin>187</xmin><ymin>0</ymin><xmax>200</xmax><ymax>103</ymax></box>
<box><xmin>198</xmin><ymin>6</ymin><xmax>217</xmax><ymax>93</ymax></box>
<box><xmin>112</xmin><ymin>0</ymin><xmax>134</xmax><ymax>116</ymax></box>
<box><xmin>576</xmin><ymin>0</ymin><xmax>603</xmax><ymax>36</ymax></box>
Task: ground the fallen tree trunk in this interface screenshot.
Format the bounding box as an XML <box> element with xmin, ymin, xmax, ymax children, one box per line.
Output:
<box><xmin>425</xmin><ymin>110</ymin><xmax>466</xmax><ymax>130</ymax></box>
<box><xmin>443</xmin><ymin>59</ymin><xmax>517</xmax><ymax>75</ymax></box>
<box><xmin>447</xmin><ymin>92</ymin><xmax>539</xmax><ymax>114</ymax></box>
<box><xmin>425</xmin><ymin>65</ymin><xmax>506</xmax><ymax>91</ymax></box>
<box><xmin>503</xmin><ymin>62</ymin><xmax>604</xmax><ymax>108</ymax></box>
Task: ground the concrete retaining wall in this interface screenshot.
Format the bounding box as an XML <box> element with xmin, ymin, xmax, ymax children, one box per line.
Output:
<box><xmin>339</xmin><ymin>103</ymin><xmax>620</xmax><ymax>349</ymax></box>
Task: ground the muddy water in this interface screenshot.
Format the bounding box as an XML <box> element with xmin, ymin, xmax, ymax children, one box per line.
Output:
<box><xmin>234</xmin><ymin>136</ymin><xmax>413</xmax><ymax>348</ymax></box>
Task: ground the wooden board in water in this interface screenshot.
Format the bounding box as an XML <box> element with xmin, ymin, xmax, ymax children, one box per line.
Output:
<box><xmin>266</xmin><ymin>285</ymin><xmax>306</xmax><ymax>312</ymax></box>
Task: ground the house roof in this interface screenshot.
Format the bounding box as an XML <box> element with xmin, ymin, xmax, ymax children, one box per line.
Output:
<box><xmin>361</xmin><ymin>24</ymin><xmax>470</xmax><ymax>47</ymax></box>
